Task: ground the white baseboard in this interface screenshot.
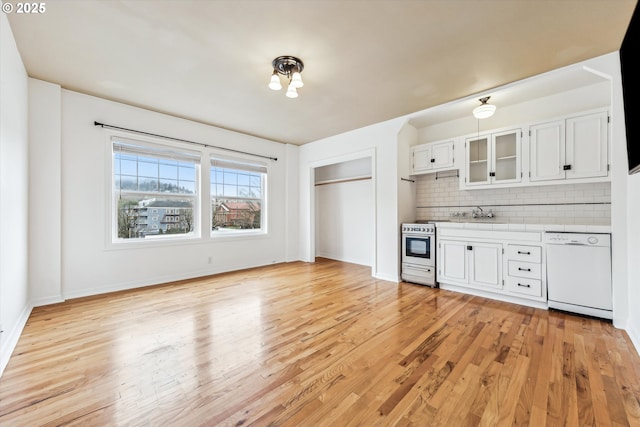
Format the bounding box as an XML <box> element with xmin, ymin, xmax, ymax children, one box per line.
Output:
<box><xmin>62</xmin><ymin>261</ymin><xmax>283</xmax><ymax>301</ymax></box>
<box><xmin>0</xmin><ymin>302</ymin><xmax>33</xmax><ymax>377</ymax></box>
<box><xmin>31</xmin><ymin>295</ymin><xmax>65</xmax><ymax>307</ymax></box>
<box><xmin>315</xmin><ymin>252</ymin><xmax>372</xmax><ymax>267</ymax></box>
<box><xmin>438</xmin><ymin>282</ymin><xmax>549</xmax><ymax>310</ymax></box>
<box><xmin>627</xmin><ymin>321</ymin><xmax>640</xmax><ymax>357</ymax></box>
<box><xmin>373</xmin><ymin>272</ymin><xmax>400</xmax><ymax>283</ymax></box>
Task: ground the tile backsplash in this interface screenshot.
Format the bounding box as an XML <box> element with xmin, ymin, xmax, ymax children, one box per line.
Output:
<box><xmin>415</xmin><ymin>174</ymin><xmax>611</xmax><ymax>225</ymax></box>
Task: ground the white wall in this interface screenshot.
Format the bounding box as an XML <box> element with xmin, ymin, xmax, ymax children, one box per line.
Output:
<box><xmin>0</xmin><ymin>14</ymin><xmax>31</xmax><ymax>375</ymax></box>
<box><xmin>299</xmin><ymin>118</ymin><xmax>405</xmax><ymax>282</ymax></box>
<box><xmin>611</xmin><ymin>46</ymin><xmax>640</xmax><ymax>349</ymax></box>
<box><xmin>595</xmin><ymin>52</ymin><xmax>632</xmax><ymax>333</ymax></box>
<box><xmin>397</xmin><ymin>122</ymin><xmax>417</xmax><ymax>226</ymax></box>
<box><xmin>284</xmin><ymin>143</ymin><xmax>300</xmax><ymax>262</ymax></box>
<box><xmin>43</xmin><ymin>88</ymin><xmax>297</xmax><ymax>299</ymax></box>
<box><xmin>627</xmin><ymin>172</ymin><xmax>640</xmax><ymax>350</ymax></box>
<box><xmin>29</xmin><ymin>79</ymin><xmax>63</xmax><ymax>306</ymax></box>
<box><xmin>315</xmin><ymin>179</ymin><xmax>373</xmax><ymax>266</ymax></box>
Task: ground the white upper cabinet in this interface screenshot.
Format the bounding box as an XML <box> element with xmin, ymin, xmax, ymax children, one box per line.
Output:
<box><xmin>530</xmin><ymin>120</ymin><xmax>565</xmax><ymax>182</ymax></box>
<box><xmin>530</xmin><ymin>110</ymin><xmax>608</xmax><ymax>182</ymax></box>
<box><xmin>411</xmin><ymin>140</ymin><xmax>454</xmax><ymax>175</ymax></box>
<box><xmin>466</xmin><ymin>134</ymin><xmax>490</xmax><ymax>185</ymax></box>
<box><xmin>493</xmin><ymin>130</ymin><xmax>522</xmax><ymax>183</ymax></box>
<box><xmin>413</xmin><ymin>108</ymin><xmax>610</xmax><ymax>189</ymax></box>
<box><xmin>565</xmin><ymin>111</ymin><xmax>609</xmax><ymax>179</ymax></box>
<box><xmin>465</xmin><ymin>128</ymin><xmax>521</xmax><ymax>186</ymax></box>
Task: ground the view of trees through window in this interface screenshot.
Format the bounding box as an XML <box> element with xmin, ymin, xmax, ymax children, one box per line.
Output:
<box><xmin>113</xmin><ymin>141</ymin><xmax>198</xmax><ymax>239</ymax></box>
<box><xmin>112</xmin><ymin>139</ymin><xmax>267</xmax><ymax>242</ymax></box>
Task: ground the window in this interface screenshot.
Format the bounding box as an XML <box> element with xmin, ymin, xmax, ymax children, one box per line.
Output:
<box><xmin>210</xmin><ymin>157</ymin><xmax>266</xmax><ymax>234</ymax></box>
<box><xmin>112</xmin><ymin>138</ymin><xmax>200</xmax><ymax>241</ymax></box>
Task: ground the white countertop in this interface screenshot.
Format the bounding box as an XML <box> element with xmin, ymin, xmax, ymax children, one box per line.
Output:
<box><xmin>431</xmin><ymin>221</ymin><xmax>611</xmax><ymax>234</ymax></box>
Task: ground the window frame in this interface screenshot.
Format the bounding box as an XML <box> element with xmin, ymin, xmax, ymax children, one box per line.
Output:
<box><xmin>104</xmin><ymin>132</ymin><xmax>270</xmax><ymax>249</ymax></box>
<box><xmin>109</xmin><ymin>136</ymin><xmax>202</xmax><ymax>246</ymax></box>
<box><xmin>210</xmin><ymin>155</ymin><xmax>268</xmax><ymax>238</ymax></box>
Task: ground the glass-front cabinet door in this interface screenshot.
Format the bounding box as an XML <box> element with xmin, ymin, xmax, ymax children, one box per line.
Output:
<box><xmin>466</xmin><ymin>134</ymin><xmax>490</xmax><ymax>185</ymax></box>
<box><xmin>465</xmin><ymin>129</ymin><xmax>521</xmax><ymax>186</ymax></box>
<box><xmin>492</xmin><ymin>129</ymin><xmax>521</xmax><ymax>183</ymax></box>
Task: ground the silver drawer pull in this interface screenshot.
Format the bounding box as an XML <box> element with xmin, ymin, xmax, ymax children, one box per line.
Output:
<box><xmin>517</xmin><ymin>251</ymin><xmax>531</xmax><ymax>255</ymax></box>
<box><xmin>517</xmin><ymin>283</ymin><xmax>531</xmax><ymax>288</ymax></box>
<box><xmin>518</xmin><ymin>267</ymin><xmax>531</xmax><ymax>272</ymax></box>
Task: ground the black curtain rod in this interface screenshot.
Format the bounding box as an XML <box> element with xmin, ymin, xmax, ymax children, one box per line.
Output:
<box><xmin>93</xmin><ymin>121</ymin><xmax>278</xmax><ymax>161</ymax></box>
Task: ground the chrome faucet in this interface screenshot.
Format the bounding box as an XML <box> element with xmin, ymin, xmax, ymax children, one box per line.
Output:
<box><xmin>471</xmin><ymin>206</ymin><xmax>495</xmax><ymax>219</ymax></box>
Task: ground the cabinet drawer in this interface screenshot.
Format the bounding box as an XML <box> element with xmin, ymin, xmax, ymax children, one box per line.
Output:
<box><xmin>508</xmin><ymin>260</ymin><xmax>541</xmax><ymax>279</ymax></box>
<box><xmin>506</xmin><ymin>276</ymin><xmax>542</xmax><ymax>297</ymax></box>
<box><xmin>506</xmin><ymin>245</ymin><xmax>541</xmax><ymax>262</ymax></box>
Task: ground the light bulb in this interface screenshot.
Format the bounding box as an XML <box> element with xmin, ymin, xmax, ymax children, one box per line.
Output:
<box><xmin>290</xmin><ymin>71</ymin><xmax>304</xmax><ymax>88</ymax></box>
<box><xmin>286</xmin><ymin>83</ymin><xmax>298</xmax><ymax>98</ymax></box>
<box><xmin>268</xmin><ymin>71</ymin><xmax>282</xmax><ymax>91</ymax></box>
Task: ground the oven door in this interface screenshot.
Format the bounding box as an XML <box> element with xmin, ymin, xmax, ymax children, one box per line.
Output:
<box><xmin>402</xmin><ymin>233</ymin><xmax>435</xmax><ymax>267</ymax></box>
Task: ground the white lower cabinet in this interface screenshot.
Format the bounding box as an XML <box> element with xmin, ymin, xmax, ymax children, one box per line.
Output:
<box><xmin>505</xmin><ymin>276</ymin><xmax>541</xmax><ymax>298</ymax></box>
<box><xmin>504</xmin><ymin>244</ymin><xmax>544</xmax><ymax>299</ymax></box>
<box><xmin>439</xmin><ymin>240</ymin><xmax>467</xmax><ymax>282</ymax></box>
<box><xmin>439</xmin><ymin>239</ymin><xmax>502</xmax><ymax>290</ymax></box>
<box><xmin>437</xmin><ymin>228</ymin><xmax>547</xmax><ymax>308</ymax></box>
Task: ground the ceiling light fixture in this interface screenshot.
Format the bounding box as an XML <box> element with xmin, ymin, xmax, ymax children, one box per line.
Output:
<box><xmin>269</xmin><ymin>56</ymin><xmax>304</xmax><ymax>98</ymax></box>
<box><xmin>473</xmin><ymin>96</ymin><xmax>496</xmax><ymax>119</ymax></box>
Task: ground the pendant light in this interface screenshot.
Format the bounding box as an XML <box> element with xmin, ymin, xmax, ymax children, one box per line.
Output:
<box><xmin>473</xmin><ymin>96</ymin><xmax>496</xmax><ymax>119</ymax></box>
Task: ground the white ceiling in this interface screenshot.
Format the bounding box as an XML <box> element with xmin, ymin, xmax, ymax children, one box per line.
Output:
<box><xmin>6</xmin><ymin>0</ymin><xmax>637</xmax><ymax>145</ymax></box>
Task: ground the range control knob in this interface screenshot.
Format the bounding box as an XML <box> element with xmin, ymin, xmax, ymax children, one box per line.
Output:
<box><xmin>588</xmin><ymin>236</ymin><xmax>599</xmax><ymax>245</ymax></box>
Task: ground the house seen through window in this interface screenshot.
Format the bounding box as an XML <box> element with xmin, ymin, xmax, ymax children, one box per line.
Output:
<box><xmin>210</xmin><ymin>157</ymin><xmax>266</xmax><ymax>234</ymax></box>
<box><xmin>111</xmin><ymin>137</ymin><xmax>268</xmax><ymax>243</ymax></box>
<box><xmin>113</xmin><ymin>138</ymin><xmax>199</xmax><ymax>240</ymax></box>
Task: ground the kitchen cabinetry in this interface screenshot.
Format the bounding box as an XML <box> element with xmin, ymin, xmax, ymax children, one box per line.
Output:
<box><xmin>530</xmin><ymin>110</ymin><xmax>608</xmax><ymax>182</ymax></box>
<box><xmin>504</xmin><ymin>244</ymin><xmax>544</xmax><ymax>298</ymax></box>
<box><xmin>436</xmin><ymin>226</ymin><xmax>547</xmax><ymax>308</ymax></box>
<box><xmin>411</xmin><ymin>140</ymin><xmax>454</xmax><ymax>174</ymax></box>
<box><xmin>465</xmin><ymin>128</ymin><xmax>521</xmax><ymax>186</ymax></box>
<box><xmin>439</xmin><ymin>239</ymin><xmax>502</xmax><ymax>290</ymax></box>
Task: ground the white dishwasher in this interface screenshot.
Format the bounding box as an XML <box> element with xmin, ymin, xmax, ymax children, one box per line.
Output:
<box><xmin>545</xmin><ymin>232</ymin><xmax>612</xmax><ymax>319</ymax></box>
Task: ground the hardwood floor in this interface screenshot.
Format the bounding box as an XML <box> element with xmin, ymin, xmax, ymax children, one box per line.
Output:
<box><xmin>1</xmin><ymin>258</ymin><xmax>639</xmax><ymax>426</ymax></box>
